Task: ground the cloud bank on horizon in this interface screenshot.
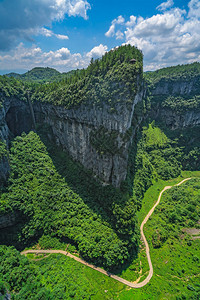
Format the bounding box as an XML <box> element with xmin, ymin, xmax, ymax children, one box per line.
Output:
<box><xmin>0</xmin><ymin>0</ymin><xmax>199</xmax><ymax>73</ymax></box>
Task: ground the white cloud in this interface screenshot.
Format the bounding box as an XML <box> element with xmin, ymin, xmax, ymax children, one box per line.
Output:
<box><xmin>188</xmin><ymin>0</ymin><xmax>200</xmax><ymax>18</ymax></box>
<box><xmin>0</xmin><ymin>0</ymin><xmax>90</xmax><ymax>50</ymax></box>
<box><xmin>105</xmin><ymin>15</ymin><xmax>125</xmax><ymax>38</ymax></box>
<box><xmin>39</xmin><ymin>28</ymin><xmax>69</xmax><ymax>40</ymax></box>
<box><xmin>105</xmin><ymin>25</ymin><xmax>115</xmax><ymax>37</ymax></box>
<box><xmin>116</xmin><ymin>30</ymin><xmax>124</xmax><ymax>40</ymax></box>
<box><xmin>105</xmin><ymin>1</ymin><xmax>200</xmax><ymax>70</ymax></box>
<box><xmin>132</xmin><ymin>9</ymin><xmax>185</xmax><ymax>37</ymax></box>
<box><xmin>40</xmin><ymin>28</ymin><xmax>54</xmax><ymax>37</ymax></box>
<box><xmin>126</xmin><ymin>16</ymin><xmax>136</xmax><ymax>27</ymax></box>
<box><xmin>68</xmin><ymin>0</ymin><xmax>91</xmax><ymax>19</ymax></box>
<box><xmin>0</xmin><ymin>43</ymin><xmax>109</xmax><ymax>73</ymax></box>
<box><xmin>56</xmin><ymin>34</ymin><xmax>69</xmax><ymax>40</ymax></box>
<box><xmin>156</xmin><ymin>0</ymin><xmax>174</xmax><ymax>12</ymax></box>
<box><xmin>86</xmin><ymin>44</ymin><xmax>108</xmax><ymax>59</ymax></box>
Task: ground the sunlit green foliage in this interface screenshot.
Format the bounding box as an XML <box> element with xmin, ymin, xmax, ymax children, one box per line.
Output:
<box><xmin>0</xmin><ymin>246</ymin><xmax>126</xmax><ymax>299</ymax></box>
<box><xmin>0</xmin><ymin>45</ymin><xmax>143</xmax><ymax>111</ymax></box>
<box><xmin>0</xmin><ymin>245</ymin><xmax>53</xmax><ymax>299</ymax></box>
<box><xmin>149</xmin><ymin>178</ymin><xmax>200</xmax><ymax>248</ymax></box>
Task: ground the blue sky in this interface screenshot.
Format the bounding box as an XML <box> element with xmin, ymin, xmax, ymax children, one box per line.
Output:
<box><xmin>0</xmin><ymin>0</ymin><xmax>199</xmax><ymax>74</ymax></box>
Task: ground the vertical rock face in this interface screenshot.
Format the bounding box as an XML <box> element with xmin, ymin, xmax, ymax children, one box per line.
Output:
<box><xmin>34</xmin><ymin>87</ymin><xmax>144</xmax><ymax>187</ymax></box>
<box><xmin>0</xmin><ymin>99</ymin><xmax>10</xmax><ymax>183</ymax></box>
<box><xmin>0</xmin><ymin>96</ymin><xmax>33</xmax><ymax>183</ymax></box>
<box><xmin>148</xmin><ymin>76</ymin><xmax>200</xmax><ymax>129</ymax></box>
<box><xmin>0</xmin><ymin>158</ymin><xmax>10</xmax><ymax>183</ymax></box>
<box><xmin>0</xmin><ymin>98</ymin><xmax>10</xmax><ymax>143</ymax></box>
<box><xmin>0</xmin><ymin>212</ymin><xmax>18</xmax><ymax>229</ymax></box>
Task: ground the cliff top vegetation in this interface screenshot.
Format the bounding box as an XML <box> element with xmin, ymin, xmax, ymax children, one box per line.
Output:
<box><xmin>0</xmin><ymin>45</ymin><xmax>143</xmax><ymax>110</ymax></box>
<box><xmin>144</xmin><ymin>62</ymin><xmax>200</xmax><ymax>84</ymax></box>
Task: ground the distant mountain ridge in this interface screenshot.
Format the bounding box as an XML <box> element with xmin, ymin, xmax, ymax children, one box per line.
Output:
<box><xmin>6</xmin><ymin>67</ymin><xmax>76</xmax><ymax>83</ymax></box>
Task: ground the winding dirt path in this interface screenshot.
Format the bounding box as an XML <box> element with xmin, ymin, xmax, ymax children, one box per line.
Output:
<box><xmin>21</xmin><ymin>178</ymin><xmax>192</xmax><ymax>288</ymax></box>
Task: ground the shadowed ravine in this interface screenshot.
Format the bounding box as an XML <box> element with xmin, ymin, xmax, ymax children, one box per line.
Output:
<box><xmin>21</xmin><ymin>178</ymin><xmax>192</xmax><ymax>288</ymax></box>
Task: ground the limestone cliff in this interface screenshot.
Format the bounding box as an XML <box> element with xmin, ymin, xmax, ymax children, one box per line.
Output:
<box><xmin>0</xmin><ymin>101</ymin><xmax>10</xmax><ymax>182</ymax></box>
<box><xmin>0</xmin><ymin>212</ymin><xmax>18</xmax><ymax>229</ymax></box>
<box><xmin>33</xmin><ymin>87</ymin><xmax>144</xmax><ymax>187</ymax></box>
<box><xmin>147</xmin><ymin>73</ymin><xmax>200</xmax><ymax>129</ymax></box>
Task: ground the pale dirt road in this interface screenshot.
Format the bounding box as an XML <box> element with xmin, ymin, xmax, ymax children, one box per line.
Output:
<box><xmin>21</xmin><ymin>177</ymin><xmax>192</xmax><ymax>288</ymax></box>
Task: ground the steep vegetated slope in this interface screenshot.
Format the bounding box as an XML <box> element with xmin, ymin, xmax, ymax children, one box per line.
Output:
<box><xmin>6</xmin><ymin>67</ymin><xmax>74</xmax><ymax>83</ymax></box>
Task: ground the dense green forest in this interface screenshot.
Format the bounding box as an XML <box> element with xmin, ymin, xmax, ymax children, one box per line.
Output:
<box><xmin>30</xmin><ymin>45</ymin><xmax>143</xmax><ymax>109</ymax></box>
<box><xmin>1</xmin><ymin>177</ymin><xmax>199</xmax><ymax>300</ymax></box>
<box><xmin>0</xmin><ymin>132</ymin><xmax>137</xmax><ymax>269</ymax></box>
<box><xmin>161</xmin><ymin>95</ymin><xmax>200</xmax><ymax>113</ymax></box>
<box><xmin>145</xmin><ymin>62</ymin><xmax>200</xmax><ymax>84</ymax></box>
<box><xmin>121</xmin><ymin>176</ymin><xmax>200</xmax><ymax>299</ymax></box>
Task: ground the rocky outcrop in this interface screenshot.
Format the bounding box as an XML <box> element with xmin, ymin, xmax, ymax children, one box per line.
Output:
<box><xmin>0</xmin><ymin>158</ymin><xmax>10</xmax><ymax>183</ymax></box>
<box><xmin>0</xmin><ymin>99</ymin><xmax>10</xmax><ymax>143</ymax></box>
<box><xmin>34</xmin><ymin>88</ymin><xmax>144</xmax><ymax>187</ymax></box>
<box><xmin>0</xmin><ymin>96</ymin><xmax>33</xmax><ymax>183</ymax></box>
<box><xmin>150</xmin><ymin>76</ymin><xmax>200</xmax><ymax>96</ymax></box>
<box><xmin>149</xmin><ymin>77</ymin><xmax>200</xmax><ymax>129</ymax></box>
<box><xmin>0</xmin><ymin>212</ymin><xmax>18</xmax><ymax>229</ymax></box>
<box><xmin>0</xmin><ymin>102</ymin><xmax>10</xmax><ymax>182</ymax></box>
<box><xmin>158</xmin><ymin>109</ymin><xmax>200</xmax><ymax>129</ymax></box>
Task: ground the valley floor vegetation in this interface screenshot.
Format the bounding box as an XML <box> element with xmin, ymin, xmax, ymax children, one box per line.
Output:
<box><xmin>0</xmin><ymin>173</ymin><xmax>199</xmax><ymax>299</ymax></box>
<box><xmin>0</xmin><ymin>120</ymin><xmax>199</xmax><ymax>298</ymax></box>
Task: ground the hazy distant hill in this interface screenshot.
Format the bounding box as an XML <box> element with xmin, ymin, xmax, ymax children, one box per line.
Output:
<box><xmin>6</xmin><ymin>67</ymin><xmax>77</xmax><ymax>83</ymax></box>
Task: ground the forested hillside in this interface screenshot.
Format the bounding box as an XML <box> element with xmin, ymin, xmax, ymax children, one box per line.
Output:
<box><xmin>145</xmin><ymin>62</ymin><xmax>200</xmax><ymax>86</ymax></box>
<box><xmin>6</xmin><ymin>67</ymin><xmax>75</xmax><ymax>83</ymax></box>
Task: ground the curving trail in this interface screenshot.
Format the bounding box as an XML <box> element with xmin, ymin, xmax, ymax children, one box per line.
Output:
<box><xmin>21</xmin><ymin>178</ymin><xmax>192</xmax><ymax>288</ymax></box>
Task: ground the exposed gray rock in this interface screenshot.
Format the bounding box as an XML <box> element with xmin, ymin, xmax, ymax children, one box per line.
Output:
<box><xmin>149</xmin><ymin>78</ymin><xmax>200</xmax><ymax>129</ymax></box>
<box><xmin>0</xmin><ymin>212</ymin><xmax>18</xmax><ymax>229</ymax></box>
<box><xmin>0</xmin><ymin>157</ymin><xmax>10</xmax><ymax>183</ymax></box>
<box><xmin>34</xmin><ymin>88</ymin><xmax>144</xmax><ymax>187</ymax></box>
<box><xmin>160</xmin><ymin>109</ymin><xmax>200</xmax><ymax>129</ymax></box>
<box><xmin>151</xmin><ymin>77</ymin><xmax>200</xmax><ymax>96</ymax></box>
